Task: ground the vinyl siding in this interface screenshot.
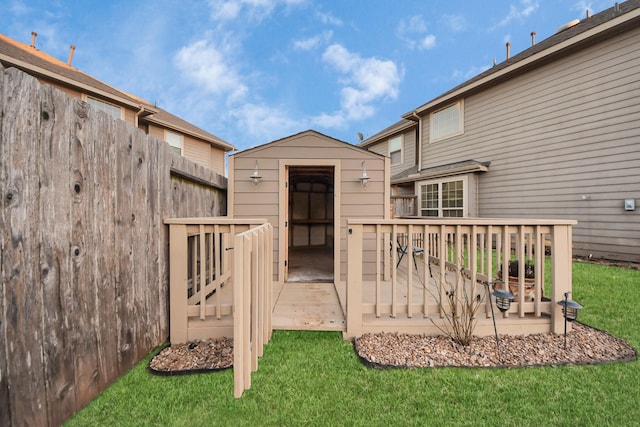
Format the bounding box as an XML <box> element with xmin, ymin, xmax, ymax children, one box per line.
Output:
<box><xmin>420</xmin><ymin>26</ymin><xmax>640</xmax><ymax>261</ymax></box>
<box><xmin>367</xmin><ymin>128</ymin><xmax>416</xmax><ymax>176</ymax></box>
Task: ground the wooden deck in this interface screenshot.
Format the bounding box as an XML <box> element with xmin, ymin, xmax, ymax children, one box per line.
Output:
<box><xmin>272</xmin><ymin>281</ymin><xmax>346</xmax><ymax>331</ymax></box>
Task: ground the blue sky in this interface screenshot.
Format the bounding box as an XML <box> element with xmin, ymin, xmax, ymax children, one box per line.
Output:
<box><xmin>2</xmin><ymin>0</ymin><xmax>612</xmax><ymax>151</ymax></box>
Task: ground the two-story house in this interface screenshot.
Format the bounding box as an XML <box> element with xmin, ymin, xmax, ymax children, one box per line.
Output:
<box><xmin>362</xmin><ymin>0</ymin><xmax>640</xmax><ymax>262</ymax></box>
<box><xmin>0</xmin><ymin>32</ymin><xmax>235</xmax><ymax>175</ymax></box>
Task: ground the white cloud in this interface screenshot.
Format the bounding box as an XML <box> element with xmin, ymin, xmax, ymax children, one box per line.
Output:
<box><xmin>311</xmin><ymin>112</ymin><xmax>346</xmax><ymax>128</ymax></box>
<box><xmin>317</xmin><ymin>11</ymin><xmax>343</xmax><ymax>26</ymax></box>
<box><xmin>208</xmin><ymin>0</ymin><xmax>305</xmax><ymax>22</ymax></box>
<box><xmin>293</xmin><ymin>30</ymin><xmax>333</xmax><ymax>51</ymax></box>
<box><xmin>231</xmin><ymin>103</ymin><xmax>302</xmax><ymax>142</ymax></box>
<box><xmin>420</xmin><ymin>35</ymin><xmax>437</xmax><ymax>50</ymax></box>
<box><xmin>396</xmin><ymin>15</ymin><xmax>437</xmax><ymax>50</ymax></box>
<box><xmin>451</xmin><ymin>63</ymin><xmax>492</xmax><ymax>81</ymax></box>
<box><xmin>322</xmin><ymin>43</ymin><xmax>402</xmax><ymax>121</ymax></box>
<box><xmin>492</xmin><ymin>0</ymin><xmax>540</xmax><ymax>29</ymax></box>
<box><xmin>174</xmin><ymin>38</ymin><xmax>248</xmax><ymax>104</ymax></box>
<box><xmin>442</xmin><ymin>14</ymin><xmax>466</xmax><ymax>32</ymax></box>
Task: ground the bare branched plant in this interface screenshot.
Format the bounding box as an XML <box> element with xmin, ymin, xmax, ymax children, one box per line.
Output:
<box><xmin>426</xmin><ymin>261</ymin><xmax>486</xmax><ymax>346</ymax></box>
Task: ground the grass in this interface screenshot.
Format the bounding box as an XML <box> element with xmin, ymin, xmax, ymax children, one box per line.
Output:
<box><xmin>67</xmin><ymin>261</ymin><xmax>639</xmax><ymax>427</ymax></box>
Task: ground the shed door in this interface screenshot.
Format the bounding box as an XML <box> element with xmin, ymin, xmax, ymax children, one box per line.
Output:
<box><xmin>285</xmin><ymin>166</ymin><xmax>335</xmax><ymax>282</ymax></box>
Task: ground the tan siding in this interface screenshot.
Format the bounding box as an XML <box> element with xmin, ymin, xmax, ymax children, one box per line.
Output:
<box><xmin>367</xmin><ymin>130</ymin><xmax>416</xmax><ymax>176</ymax></box>
<box><xmin>231</xmin><ymin>131</ymin><xmax>387</xmax><ymax>281</ymax></box>
<box><xmin>210</xmin><ymin>148</ymin><xmax>225</xmax><ymax>175</ymax></box>
<box><xmin>183</xmin><ymin>135</ymin><xmax>210</xmax><ymax>168</ymax></box>
<box><xmin>419</xmin><ymin>26</ymin><xmax>640</xmax><ymax>261</ymax></box>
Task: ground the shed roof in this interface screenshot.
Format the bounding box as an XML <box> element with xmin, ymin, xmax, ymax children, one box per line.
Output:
<box><xmin>232</xmin><ymin>129</ymin><xmax>385</xmax><ymax>159</ymax></box>
<box><xmin>0</xmin><ymin>33</ymin><xmax>235</xmax><ymax>152</ymax></box>
<box><xmin>403</xmin><ymin>0</ymin><xmax>640</xmax><ymax>118</ymax></box>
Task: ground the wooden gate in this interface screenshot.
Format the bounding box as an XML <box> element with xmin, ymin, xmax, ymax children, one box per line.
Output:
<box><xmin>233</xmin><ymin>223</ymin><xmax>274</xmax><ymax>397</ymax></box>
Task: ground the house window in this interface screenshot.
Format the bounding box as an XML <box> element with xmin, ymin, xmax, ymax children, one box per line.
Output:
<box><xmin>419</xmin><ymin>177</ymin><xmax>466</xmax><ymax>217</ymax></box>
<box><xmin>389</xmin><ymin>136</ymin><xmax>402</xmax><ymax>165</ymax></box>
<box><xmin>430</xmin><ymin>101</ymin><xmax>463</xmax><ymax>142</ymax></box>
<box><xmin>165</xmin><ymin>130</ymin><xmax>183</xmax><ymax>155</ymax></box>
<box><xmin>86</xmin><ymin>97</ymin><xmax>123</xmax><ymax>120</ymax></box>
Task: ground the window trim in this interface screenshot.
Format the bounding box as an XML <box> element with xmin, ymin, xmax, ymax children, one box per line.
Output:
<box><xmin>417</xmin><ymin>176</ymin><xmax>468</xmax><ymax>218</ymax></box>
<box><xmin>429</xmin><ymin>100</ymin><xmax>464</xmax><ymax>143</ymax></box>
<box><xmin>388</xmin><ymin>135</ymin><xmax>403</xmax><ymax>165</ymax></box>
<box><xmin>164</xmin><ymin>130</ymin><xmax>184</xmax><ymax>156</ymax></box>
<box><xmin>84</xmin><ymin>95</ymin><xmax>124</xmax><ymax>120</ymax></box>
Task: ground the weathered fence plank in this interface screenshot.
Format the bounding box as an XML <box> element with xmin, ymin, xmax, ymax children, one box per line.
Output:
<box><xmin>0</xmin><ymin>67</ymin><xmax>11</xmax><ymax>427</ymax></box>
<box><xmin>2</xmin><ymin>67</ymin><xmax>49</xmax><ymax>426</ymax></box>
<box><xmin>38</xmin><ymin>83</ymin><xmax>77</xmax><ymax>425</ymax></box>
<box><xmin>0</xmin><ymin>65</ymin><xmax>228</xmax><ymax>425</ymax></box>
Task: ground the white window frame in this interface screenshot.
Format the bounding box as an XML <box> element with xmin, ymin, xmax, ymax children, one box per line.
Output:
<box><xmin>164</xmin><ymin>130</ymin><xmax>184</xmax><ymax>155</ymax></box>
<box><xmin>84</xmin><ymin>96</ymin><xmax>123</xmax><ymax>120</ymax></box>
<box><xmin>430</xmin><ymin>100</ymin><xmax>464</xmax><ymax>142</ymax></box>
<box><xmin>388</xmin><ymin>135</ymin><xmax>403</xmax><ymax>165</ymax></box>
<box><xmin>417</xmin><ymin>176</ymin><xmax>468</xmax><ymax>218</ymax></box>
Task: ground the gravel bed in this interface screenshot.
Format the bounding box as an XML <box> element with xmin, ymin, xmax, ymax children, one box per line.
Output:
<box><xmin>354</xmin><ymin>323</ymin><xmax>636</xmax><ymax>368</ymax></box>
<box><xmin>149</xmin><ymin>337</ymin><xmax>233</xmax><ymax>374</ymax></box>
<box><xmin>148</xmin><ymin>324</ymin><xmax>635</xmax><ymax>373</ymax></box>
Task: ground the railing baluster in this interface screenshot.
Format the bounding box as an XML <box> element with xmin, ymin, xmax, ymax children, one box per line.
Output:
<box><xmin>391</xmin><ymin>224</ymin><xmax>398</xmax><ymax>318</ymax></box>
<box><xmin>375</xmin><ymin>224</ymin><xmax>381</xmax><ymax>318</ymax></box>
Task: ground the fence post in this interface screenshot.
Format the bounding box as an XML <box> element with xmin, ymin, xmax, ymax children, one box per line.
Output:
<box><xmin>346</xmin><ymin>223</ymin><xmax>363</xmax><ymax>338</ymax></box>
<box><xmin>551</xmin><ymin>224</ymin><xmax>573</xmax><ymax>334</ymax></box>
<box><xmin>169</xmin><ymin>223</ymin><xmax>189</xmax><ymax>344</ymax></box>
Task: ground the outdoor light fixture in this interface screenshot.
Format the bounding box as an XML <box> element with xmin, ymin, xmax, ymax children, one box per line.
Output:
<box><xmin>250</xmin><ymin>161</ymin><xmax>262</xmax><ymax>186</ymax></box>
<box><xmin>493</xmin><ymin>288</ymin><xmax>514</xmax><ymax>313</ymax></box>
<box><xmin>359</xmin><ymin>161</ymin><xmax>370</xmax><ymax>188</ymax></box>
<box><xmin>484</xmin><ymin>281</ymin><xmax>514</xmax><ymax>351</ymax></box>
<box><xmin>557</xmin><ymin>292</ymin><xmax>583</xmax><ymax>349</ymax></box>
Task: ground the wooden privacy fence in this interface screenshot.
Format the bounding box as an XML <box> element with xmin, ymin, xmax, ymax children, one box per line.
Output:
<box><xmin>164</xmin><ymin>218</ymin><xmax>273</xmax><ymax>398</ymax></box>
<box><xmin>345</xmin><ymin>218</ymin><xmax>576</xmax><ymax>339</ymax></box>
<box><xmin>0</xmin><ymin>66</ymin><xmax>227</xmax><ymax>426</ymax></box>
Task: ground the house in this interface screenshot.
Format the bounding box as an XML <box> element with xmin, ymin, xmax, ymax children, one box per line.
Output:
<box><xmin>361</xmin><ymin>0</ymin><xmax>640</xmax><ymax>263</ymax></box>
<box><xmin>0</xmin><ymin>32</ymin><xmax>235</xmax><ymax>175</ymax></box>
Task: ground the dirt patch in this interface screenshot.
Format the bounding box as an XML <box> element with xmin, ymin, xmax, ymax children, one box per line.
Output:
<box><xmin>354</xmin><ymin>323</ymin><xmax>636</xmax><ymax>368</ymax></box>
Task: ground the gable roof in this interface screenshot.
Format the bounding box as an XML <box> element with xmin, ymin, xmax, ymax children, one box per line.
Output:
<box><xmin>232</xmin><ymin>129</ymin><xmax>385</xmax><ymax>159</ymax></box>
<box><xmin>0</xmin><ymin>33</ymin><xmax>235</xmax><ymax>152</ymax></box>
<box><xmin>403</xmin><ymin>0</ymin><xmax>640</xmax><ymax>118</ymax></box>
<box><xmin>359</xmin><ymin>119</ymin><xmax>416</xmax><ymax>148</ymax></box>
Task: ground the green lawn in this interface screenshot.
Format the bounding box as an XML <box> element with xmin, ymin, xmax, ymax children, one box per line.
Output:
<box><xmin>67</xmin><ymin>261</ymin><xmax>639</xmax><ymax>427</ymax></box>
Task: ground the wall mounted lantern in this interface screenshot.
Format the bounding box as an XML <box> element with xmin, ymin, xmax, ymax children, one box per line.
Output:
<box><xmin>250</xmin><ymin>161</ymin><xmax>262</xmax><ymax>186</ymax></box>
<box><xmin>557</xmin><ymin>292</ymin><xmax>583</xmax><ymax>349</ymax></box>
<box><xmin>359</xmin><ymin>161</ymin><xmax>370</xmax><ymax>188</ymax></box>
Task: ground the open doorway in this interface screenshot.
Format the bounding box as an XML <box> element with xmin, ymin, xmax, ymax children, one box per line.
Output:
<box><xmin>286</xmin><ymin>166</ymin><xmax>334</xmax><ymax>282</ymax></box>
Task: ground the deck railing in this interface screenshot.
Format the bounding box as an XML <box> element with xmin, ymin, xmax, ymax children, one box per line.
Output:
<box><xmin>165</xmin><ymin>217</ymin><xmax>273</xmax><ymax>398</ymax></box>
<box><xmin>164</xmin><ymin>218</ymin><xmax>269</xmax><ymax>343</ymax></box>
<box><xmin>345</xmin><ymin>218</ymin><xmax>577</xmax><ymax>338</ymax></box>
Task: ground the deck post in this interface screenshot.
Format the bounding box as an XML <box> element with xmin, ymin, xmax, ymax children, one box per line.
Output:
<box><xmin>551</xmin><ymin>224</ymin><xmax>572</xmax><ymax>334</ymax></box>
<box><xmin>169</xmin><ymin>223</ymin><xmax>189</xmax><ymax>344</ymax></box>
<box><xmin>346</xmin><ymin>223</ymin><xmax>363</xmax><ymax>338</ymax></box>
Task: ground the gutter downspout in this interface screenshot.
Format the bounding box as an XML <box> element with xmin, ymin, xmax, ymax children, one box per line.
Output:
<box><xmin>135</xmin><ymin>105</ymin><xmax>146</xmax><ymax>129</ymax></box>
<box><xmin>411</xmin><ymin>111</ymin><xmax>422</xmax><ymax>172</ymax></box>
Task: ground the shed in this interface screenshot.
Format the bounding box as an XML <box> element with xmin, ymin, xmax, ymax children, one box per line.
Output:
<box><xmin>228</xmin><ymin>130</ymin><xmax>390</xmax><ymax>285</ymax></box>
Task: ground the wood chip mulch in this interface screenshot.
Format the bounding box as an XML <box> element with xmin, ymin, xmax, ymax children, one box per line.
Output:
<box><xmin>354</xmin><ymin>323</ymin><xmax>637</xmax><ymax>369</ymax></box>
